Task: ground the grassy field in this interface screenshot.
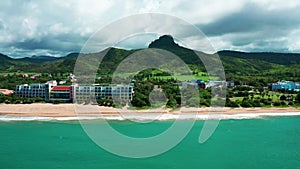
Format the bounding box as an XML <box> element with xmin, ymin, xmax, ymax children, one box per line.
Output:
<box><xmin>230</xmin><ymin>91</ymin><xmax>297</xmax><ymax>104</ymax></box>
<box><xmin>146</xmin><ymin>71</ymin><xmax>218</xmax><ymax>81</ymax></box>
<box><xmin>155</xmin><ymin>75</ymin><xmax>210</xmax><ymax>81</ymax></box>
<box><xmin>105</xmin><ymin>71</ymin><xmax>213</xmax><ymax>82</ymax></box>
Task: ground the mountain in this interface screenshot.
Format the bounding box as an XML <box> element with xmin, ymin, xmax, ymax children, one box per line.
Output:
<box><xmin>149</xmin><ymin>35</ymin><xmax>180</xmax><ymax>48</ymax></box>
<box><xmin>31</xmin><ymin>55</ymin><xmax>59</xmax><ymax>60</ymax></box>
<box><xmin>22</xmin><ymin>53</ymin><xmax>80</xmax><ymax>73</ymax></box>
<box><xmin>0</xmin><ymin>53</ymin><xmax>33</xmax><ymax>71</ymax></box>
<box><xmin>218</xmin><ymin>50</ymin><xmax>300</xmax><ymax>65</ymax></box>
<box><xmin>17</xmin><ymin>55</ymin><xmax>61</xmax><ymax>64</ymax></box>
<box><xmin>149</xmin><ymin>35</ymin><xmax>204</xmax><ymax>66</ymax></box>
<box><xmin>0</xmin><ymin>53</ymin><xmax>13</xmax><ymax>69</ymax></box>
<box><xmin>0</xmin><ymin>53</ymin><xmax>13</xmax><ymax>64</ymax></box>
<box><xmin>0</xmin><ymin>35</ymin><xmax>299</xmax><ymax>82</ymax></box>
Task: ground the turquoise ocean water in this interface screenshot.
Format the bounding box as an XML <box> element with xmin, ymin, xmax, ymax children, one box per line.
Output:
<box><xmin>0</xmin><ymin>117</ymin><xmax>300</xmax><ymax>169</ymax></box>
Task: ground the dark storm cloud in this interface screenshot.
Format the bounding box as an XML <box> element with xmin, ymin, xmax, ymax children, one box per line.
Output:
<box><xmin>194</xmin><ymin>3</ymin><xmax>300</xmax><ymax>52</ymax></box>
<box><xmin>13</xmin><ymin>33</ymin><xmax>89</xmax><ymax>52</ymax></box>
<box><xmin>198</xmin><ymin>3</ymin><xmax>300</xmax><ymax>36</ymax></box>
<box><xmin>1</xmin><ymin>0</ymin><xmax>300</xmax><ymax>57</ymax></box>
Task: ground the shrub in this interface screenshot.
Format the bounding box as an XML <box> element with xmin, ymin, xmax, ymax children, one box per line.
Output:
<box><xmin>241</xmin><ymin>100</ymin><xmax>252</xmax><ymax>107</ymax></box>
<box><xmin>296</xmin><ymin>93</ymin><xmax>300</xmax><ymax>103</ymax></box>
<box><xmin>200</xmin><ymin>100</ymin><xmax>210</xmax><ymax>107</ymax></box>
<box><xmin>226</xmin><ymin>100</ymin><xmax>239</xmax><ymax>107</ymax></box>
<box><xmin>252</xmin><ymin>100</ymin><xmax>262</xmax><ymax>107</ymax></box>
<box><xmin>280</xmin><ymin>101</ymin><xmax>287</xmax><ymax>106</ymax></box>
<box><xmin>273</xmin><ymin>101</ymin><xmax>281</xmax><ymax>106</ymax></box>
<box><xmin>280</xmin><ymin>95</ymin><xmax>287</xmax><ymax>101</ymax></box>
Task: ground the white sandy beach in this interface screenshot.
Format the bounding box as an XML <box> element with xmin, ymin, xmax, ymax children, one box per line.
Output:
<box><xmin>0</xmin><ymin>103</ymin><xmax>299</xmax><ymax>121</ymax></box>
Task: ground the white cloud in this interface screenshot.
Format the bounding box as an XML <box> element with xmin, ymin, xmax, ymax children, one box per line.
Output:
<box><xmin>208</xmin><ymin>31</ymin><xmax>292</xmax><ymax>52</ymax></box>
<box><xmin>287</xmin><ymin>28</ymin><xmax>300</xmax><ymax>52</ymax></box>
<box><xmin>250</xmin><ymin>0</ymin><xmax>300</xmax><ymax>10</ymax></box>
<box><xmin>0</xmin><ymin>0</ymin><xmax>300</xmax><ymax>57</ymax></box>
<box><xmin>49</xmin><ymin>23</ymin><xmax>70</xmax><ymax>35</ymax></box>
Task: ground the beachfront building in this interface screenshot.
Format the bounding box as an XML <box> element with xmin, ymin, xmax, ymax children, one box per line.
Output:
<box><xmin>15</xmin><ymin>83</ymin><xmax>47</xmax><ymax>98</ymax></box>
<box><xmin>73</xmin><ymin>84</ymin><xmax>134</xmax><ymax>103</ymax></box>
<box><xmin>110</xmin><ymin>85</ymin><xmax>134</xmax><ymax>101</ymax></box>
<box><xmin>49</xmin><ymin>86</ymin><xmax>72</xmax><ymax>103</ymax></box>
<box><xmin>45</xmin><ymin>81</ymin><xmax>58</xmax><ymax>101</ymax></box>
<box><xmin>272</xmin><ymin>80</ymin><xmax>300</xmax><ymax>92</ymax></box>
<box><xmin>16</xmin><ymin>81</ymin><xmax>134</xmax><ymax>103</ymax></box>
<box><xmin>16</xmin><ymin>81</ymin><xmax>57</xmax><ymax>99</ymax></box>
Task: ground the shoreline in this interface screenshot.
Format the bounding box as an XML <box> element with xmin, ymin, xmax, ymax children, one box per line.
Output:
<box><xmin>0</xmin><ymin>103</ymin><xmax>300</xmax><ymax>121</ymax></box>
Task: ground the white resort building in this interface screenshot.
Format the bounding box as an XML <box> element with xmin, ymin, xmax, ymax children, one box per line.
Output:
<box><xmin>15</xmin><ymin>81</ymin><xmax>134</xmax><ymax>103</ymax></box>
<box><xmin>74</xmin><ymin>84</ymin><xmax>134</xmax><ymax>103</ymax></box>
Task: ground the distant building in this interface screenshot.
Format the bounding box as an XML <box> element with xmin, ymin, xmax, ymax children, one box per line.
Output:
<box><xmin>226</xmin><ymin>81</ymin><xmax>235</xmax><ymax>88</ymax></box>
<box><xmin>30</xmin><ymin>74</ymin><xmax>40</xmax><ymax>79</ymax></box>
<box><xmin>182</xmin><ymin>82</ymin><xmax>199</xmax><ymax>89</ymax></box>
<box><xmin>18</xmin><ymin>74</ymin><xmax>28</xmax><ymax>78</ymax></box>
<box><xmin>242</xmin><ymin>82</ymin><xmax>249</xmax><ymax>86</ymax></box>
<box><xmin>0</xmin><ymin>89</ymin><xmax>14</xmax><ymax>95</ymax></box>
<box><xmin>272</xmin><ymin>80</ymin><xmax>300</xmax><ymax>92</ymax></box>
<box><xmin>182</xmin><ymin>80</ymin><xmax>206</xmax><ymax>89</ymax></box>
<box><xmin>205</xmin><ymin>81</ymin><xmax>227</xmax><ymax>89</ymax></box>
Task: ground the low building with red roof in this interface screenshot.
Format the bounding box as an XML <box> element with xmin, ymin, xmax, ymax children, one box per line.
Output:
<box><xmin>49</xmin><ymin>86</ymin><xmax>72</xmax><ymax>103</ymax></box>
<box><xmin>0</xmin><ymin>89</ymin><xmax>14</xmax><ymax>95</ymax></box>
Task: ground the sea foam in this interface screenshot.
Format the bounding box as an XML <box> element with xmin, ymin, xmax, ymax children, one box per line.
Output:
<box><xmin>0</xmin><ymin>112</ymin><xmax>300</xmax><ymax>121</ymax></box>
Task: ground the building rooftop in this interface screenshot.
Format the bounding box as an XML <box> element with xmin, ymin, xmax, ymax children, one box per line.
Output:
<box><xmin>52</xmin><ymin>86</ymin><xmax>71</xmax><ymax>91</ymax></box>
<box><xmin>0</xmin><ymin>89</ymin><xmax>14</xmax><ymax>95</ymax></box>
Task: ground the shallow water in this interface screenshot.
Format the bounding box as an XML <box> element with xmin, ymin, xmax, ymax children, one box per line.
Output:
<box><xmin>0</xmin><ymin>117</ymin><xmax>300</xmax><ymax>169</ymax></box>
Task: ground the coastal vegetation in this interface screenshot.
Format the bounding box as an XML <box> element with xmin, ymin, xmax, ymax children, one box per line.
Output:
<box><xmin>0</xmin><ymin>35</ymin><xmax>299</xmax><ymax>108</ymax></box>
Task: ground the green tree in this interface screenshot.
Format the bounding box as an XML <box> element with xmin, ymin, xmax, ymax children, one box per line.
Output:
<box><xmin>241</xmin><ymin>99</ymin><xmax>252</xmax><ymax>107</ymax></box>
<box><xmin>166</xmin><ymin>99</ymin><xmax>177</xmax><ymax>108</ymax></box>
<box><xmin>280</xmin><ymin>95</ymin><xmax>287</xmax><ymax>101</ymax></box>
<box><xmin>296</xmin><ymin>93</ymin><xmax>300</xmax><ymax>103</ymax></box>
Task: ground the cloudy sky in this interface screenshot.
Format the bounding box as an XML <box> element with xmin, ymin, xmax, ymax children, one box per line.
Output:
<box><xmin>1</xmin><ymin>0</ymin><xmax>300</xmax><ymax>58</ymax></box>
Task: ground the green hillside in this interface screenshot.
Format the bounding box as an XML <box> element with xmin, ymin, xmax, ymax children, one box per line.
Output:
<box><xmin>0</xmin><ymin>53</ymin><xmax>33</xmax><ymax>72</ymax></box>
<box><xmin>0</xmin><ymin>35</ymin><xmax>299</xmax><ymax>83</ymax></box>
<box><xmin>218</xmin><ymin>50</ymin><xmax>300</xmax><ymax>65</ymax></box>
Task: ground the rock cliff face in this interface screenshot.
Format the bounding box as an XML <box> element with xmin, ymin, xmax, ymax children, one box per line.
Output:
<box><xmin>148</xmin><ymin>35</ymin><xmax>179</xmax><ymax>48</ymax></box>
